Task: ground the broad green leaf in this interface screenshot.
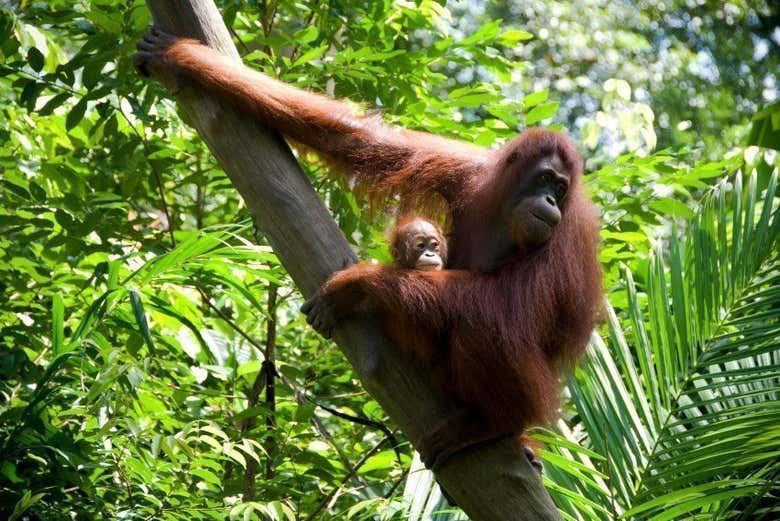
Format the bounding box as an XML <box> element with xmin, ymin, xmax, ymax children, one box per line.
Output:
<box><xmin>522</xmin><ymin>89</ymin><xmax>549</xmax><ymax>109</ymax></box>
<box><xmin>27</xmin><ymin>47</ymin><xmax>43</xmax><ymax>72</ymax></box>
<box><xmin>525</xmin><ymin>101</ymin><xmax>559</xmax><ymax>125</ymax></box>
<box><xmin>295</xmin><ymin>26</ymin><xmax>319</xmax><ymax>44</ymax></box>
<box><xmin>66</xmin><ymin>98</ymin><xmax>88</xmax><ymax>130</ymax></box>
<box><xmin>456</xmin><ymin>21</ymin><xmax>501</xmax><ymax>47</ymax></box>
<box><xmin>498</xmin><ymin>29</ymin><xmax>533</xmax><ymax>44</ymax></box>
<box><xmin>648</xmin><ymin>197</ymin><xmax>696</xmax><ymax>219</ymax></box>
<box><xmin>292</xmin><ymin>43</ymin><xmax>328</xmax><ymax>67</ymax></box>
<box><xmin>38</xmin><ymin>92</ymin><xmax>69</xmax><ymax>115</ymax></box>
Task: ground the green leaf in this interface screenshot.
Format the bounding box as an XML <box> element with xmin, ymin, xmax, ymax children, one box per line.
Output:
<box><xmin>20</xmin><ymin>80</ymin><xmax>38</xmax><ymax>110</ymax></box>
<box><xmin>747</xmin><ymin>101</ymin><xmax>780</xmax><ymax>151</ymax></box>
<box><xmin>237</xmin><ymin>359</ymin><xmax>263</xmax><ymax>378</ymax></box>
<box><xmin>358</xmin><ymin>450</ymin><xmax>396</xmax><ymax>473</ymax></box>
<box><xmin>295</xmin><ymin>26</ymin><xmax>319</xmax><ymax>44</ymax></box>
<box><xmin>522</xmin><ymin>89</ymin><xmax>549</xmax><ymax>109</ymax></box>
<box><xmin>3</xmin><ymin>179</ymin><xmax>30</xmax><ymax>200</ymax></box>
<box><xmin>27</xmin><ymin>47</ymin><xmax>44</xmax><ymax>72</ymax></box>
<box><xmin>51</xmin><ymin>293</ymin><xmax>64</xmax><ymax>355</ymax></box>
<box><xmin>292</xmin><ymin>43</ymin><xmax>328</xmax><ymax>67</ymax></box>
<box><xmin>450</xmin><ymin>92</ymin><xmax>496</xmax><ymax>107</ymax></box>
<box><xmin>191</xmin><ymin>467</ymin><xmax>221</xmax><ymax>486</ymax></box>
<box><xmin>66</xmin><ymin>98</ymin><xmax>88</xmax><ymax>130</ymax></box>
<box><xmin>562</xmin><ymin>169</ymin><xmax>780</xmax><ymax>517</ymax></box>
<box><xmin>9</xmin><ymin>491</ymin><xmax>46</xmax><ymax>521</ymax></box>
<box><xmin>498</xmin><ymin>29</ymin><xmax>533</xmax><ymax>44</ymax></box>
<box><xmin>525</xmin><ymin>101</ymin><xmax>559</xmax><ymax>125</ymax></box>
<box><xmin>647</xmin><ymin>197</ymin><xmax>696</xmax><ymax>219</ymax></box>
<box><xmin>86</xmin><ymin>7</ymin><xmax>121</xmax><ymax>34</ymax></box>
<box><xmin>457</xmin><ymin>21</ymin><xmax>501</xmax><ymax>47</ymax></box>
<box><xmin>82</xmin><ymin>58</ymin><xmax>105</xmax><ymax>89</ymax></box>
<box><xmin>224</xmin><ymin>444</ymin><xmax>246</xmax><ymax>468</ymax></box>
<box><xmin>38</xmin><ymin>92</ymin><xmax>70</xmax><ymax>116</ymax></box>
<box><xmin>602</xmin><ymin>230</ymin><xmax>648</xmax><ymax>243</ymax></box>
<box><xmin>129</xmin><ymin>289</ymin><xmax>157</xmax><ymax>356</ymax></box>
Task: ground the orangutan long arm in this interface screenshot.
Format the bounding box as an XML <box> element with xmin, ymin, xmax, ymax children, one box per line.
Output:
<box><xmin>163</xmin><ymin>38</ymin><xmax>489</xmax><ymax>202</ymax></box>
<box><xmin>331</xmin><ymin>264</ymin><xmax>450</xmax><ymax>320</ymax></box>
<box><xmin>302</xmin><ymin>263</ymin><xmax>464</xmax><ymax>337</ymax></box>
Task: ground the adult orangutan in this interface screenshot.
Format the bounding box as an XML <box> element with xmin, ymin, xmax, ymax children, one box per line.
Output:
<box><xmin>135</xmin><ymin>27</ymin><xmax>603</xmax><ymax>471</ymax></box>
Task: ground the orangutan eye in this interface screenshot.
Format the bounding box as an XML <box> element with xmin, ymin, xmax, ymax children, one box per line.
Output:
<box><xmin>539</xmin><ymin>170</ymin><xmax>554</xmax><ymax>185</ymax></box>
<box><xmin>417</xmin><ymin>242</ymin><xmax>426</xmax><ymax>250</ymax></box>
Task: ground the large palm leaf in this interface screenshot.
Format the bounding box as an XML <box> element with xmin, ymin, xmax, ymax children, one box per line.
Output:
<box><xmin>548</xmin><ymin>168</ymin><xmax>780</xmax><ymax>520</ymax></box>
<box><xmin>402</xmin><ymin>168</ymin><xmax>780</xmax><ymax>520</ymax></box>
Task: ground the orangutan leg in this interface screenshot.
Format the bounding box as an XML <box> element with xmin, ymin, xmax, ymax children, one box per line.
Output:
<box><xmin>417</xmin><ymin>409</ymin><xmax>507</xmax><ymax>471</ymax></box>
<box><xmin>418</xmin><ymin>410</ymin><xmax>542</xmax><ymax>474</ymax></box>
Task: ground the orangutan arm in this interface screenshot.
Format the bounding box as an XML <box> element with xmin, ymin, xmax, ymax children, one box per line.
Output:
<box><xmin>300</xmin><ymin>263</ymin><xmax>462</xmax><ymax>338</ymax></box>
<box><xmin>134</xmin><ymin>27</ymin><xmax>489</xmax><ymax>203</ymax></box>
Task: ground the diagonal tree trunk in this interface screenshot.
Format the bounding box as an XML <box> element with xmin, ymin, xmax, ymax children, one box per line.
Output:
<box><xmin>143</xmin><ymin>1</ymin><xmax>561</xmax><ymax>519</ymax></box>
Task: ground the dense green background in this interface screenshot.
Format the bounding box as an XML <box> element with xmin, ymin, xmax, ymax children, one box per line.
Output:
<box><xmin>1</xmin><ymin>1</ymin><xmax>778</xmax><ymax>519</ymax></box>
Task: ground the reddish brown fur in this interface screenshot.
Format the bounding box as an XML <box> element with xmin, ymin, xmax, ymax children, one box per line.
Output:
<box><xmin>136</xmin><ymin>32</ymin><xmax>603</xmax><ymax>464</ymax></box>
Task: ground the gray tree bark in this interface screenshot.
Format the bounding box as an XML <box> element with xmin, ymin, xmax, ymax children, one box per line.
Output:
<box><xmin>143</xmin><ymin>1</ymin><xmax>561</xmax><ymax>519</ymax></box>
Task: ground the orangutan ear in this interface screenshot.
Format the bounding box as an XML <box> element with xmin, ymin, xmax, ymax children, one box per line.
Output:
<box><xmin>390</xmin><ymin>245</ymin><xmax>400</xmax><ymax>264</ymax></box>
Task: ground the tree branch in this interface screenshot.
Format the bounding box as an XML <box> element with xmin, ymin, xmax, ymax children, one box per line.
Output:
<box><xmin>142</xmin><ymin>1</ymin><xmax>561</xmax><ymax>519</ymax></box>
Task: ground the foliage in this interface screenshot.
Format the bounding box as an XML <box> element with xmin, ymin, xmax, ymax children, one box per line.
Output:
<box><xmin>748</xmin><ymin>100</ymin><xmax>780</xmax><ymax>152</ymax></box>
<box><xmin>0</xmin><ymin>0</ymin><xmax>778</xmax><ymax>520</ymax></box>
<box><xmin>546</xmin><ymin>169</ymin><xmax>780</xmax><ymax>520</ymax></box>
<box><xmin>453</xmin><ymin>0</ymin><xmax>779</xmax><ymax>161</ymax></box>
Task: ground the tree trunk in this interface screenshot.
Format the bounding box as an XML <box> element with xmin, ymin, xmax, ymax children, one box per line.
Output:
<box><xmin>143</xmin><ymin>1</ymin><xmax>561</xmax><ymax>519</ymax></box>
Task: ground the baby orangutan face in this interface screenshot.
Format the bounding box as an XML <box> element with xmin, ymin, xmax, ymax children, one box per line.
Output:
<box><xmin>391</xmin><ymin>218</ymin><xmax>447</xmax><ymax>271</ymax></box>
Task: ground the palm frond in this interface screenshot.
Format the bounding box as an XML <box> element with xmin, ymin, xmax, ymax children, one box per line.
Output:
<box><xmin>548</xmin><ymin>168</ymin><xmax>780</xmax><ymax>519</ymax></box>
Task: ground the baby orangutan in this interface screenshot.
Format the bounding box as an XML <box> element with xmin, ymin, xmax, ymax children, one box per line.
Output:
<box><xmin>390</xmin><ymin>216</ymin><xmax>447</xmax><ymax>271</ymax></box>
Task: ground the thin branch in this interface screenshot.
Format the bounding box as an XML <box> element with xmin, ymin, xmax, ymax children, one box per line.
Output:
<box><xmin>264</xmin><ymin>285</ymin><xmax>278</xmax><ymax>479</ymax></box>
<box><xmin>116</xmin><ymin>97</ymin><xmax>177</xmax><ymax>248</ymax></box>
<box><xmin>288</xmin><ymin>2</ymin><xmax>322</xmax><ymax>64</ymax></box>
<box><xmin>192</xmin><ymin>284</ymin><xmax>396</xmax><ymax>442</ymax></box>
<box><xmin>195</xmin><ymin>151</ymin><xmax>205</xmax><ymax>230</ymax></box>
<box><xmin>315</xmin><ymin>400</ymin><xmax>402</xmax><ymax>465</ymax></box>
<box><xmin>384</xmin><ymin>466</ymin><xmax>409</xmax><ymax>498</ymax></box>
<box><xmin>193</xmin><ymin>281</ymin><xmax>401</xmax><ymax>479</ymax></box>
<box><xmin>195</xmin><ymin>285</ymin><xmax>261</xmax><ymax>349</ymax></box>
<box><xmin>242</xmin><ymin>284</ymin><xmax>278</xmax><ymax>499</ymax></box>
<box><xmin>228</xmin><ymin>25</ymin><xmax>251</xmax><ymax>55</ymax></box>
<box><xmin>303</xmin><ymin>430</ymin><xmax>397</xmax><ymax>521</ymax></box>
<box><xmin>112</xmin><ymin>451</ymin><xmax>134</xmax><ymax>501</ymax></box>
<box><xmin>309</xmin><ymin>414</ymin><xmax>372</xmax><ymax>492</ymax></box>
